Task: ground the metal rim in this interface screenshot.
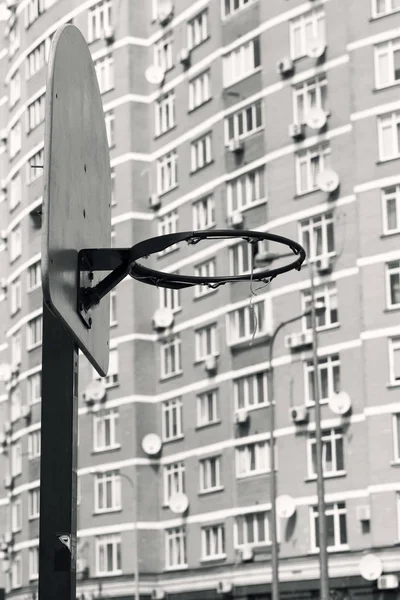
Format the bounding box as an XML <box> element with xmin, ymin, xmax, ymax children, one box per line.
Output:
<box><xmin>128</xmin><ymin>230</ymin><xmax>306</xmax><ymax>289</ymax></box>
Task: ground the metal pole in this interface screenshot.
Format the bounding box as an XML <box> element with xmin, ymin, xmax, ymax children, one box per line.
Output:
<box><xmin>120</xmin><ymin>473</ymin><xmax>140</xmax><ymax>600</ymax></box>
<box><xmin>268</xmin><ymin>336</ymin><xmax>279</xmax><ymax>600</ymax></box>
<box><xmin>309</xmin><ymin>264</ymin><xmax>330</xmax><ymax>600</ymax></box>
<box><xmin>38</xmin><ymin>303</ymin><xmax>79</xmax><ymax>600</ymax></box>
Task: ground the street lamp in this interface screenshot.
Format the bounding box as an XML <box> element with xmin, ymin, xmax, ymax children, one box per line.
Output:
<box><xmin>90</xmin><ymin>468</ymin><xmax>140</xmax><ymax>600</ymax></box>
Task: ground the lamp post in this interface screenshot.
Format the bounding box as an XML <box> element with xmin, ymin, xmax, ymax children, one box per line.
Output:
<box><xmin>90</xmin><ymin>469</ymin><xmax>140</xmax><ymax>600</ymax></box>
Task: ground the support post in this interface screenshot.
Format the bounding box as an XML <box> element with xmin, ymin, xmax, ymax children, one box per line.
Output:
<box><xmin>310</xmin><ymin>264</ymin><xmax>330</xmax><ymax>600</ymax></box>
<box><xmin>38</xmin><ymin>303</ymin><xmax>79</xmax><ymax>600</ymax></box>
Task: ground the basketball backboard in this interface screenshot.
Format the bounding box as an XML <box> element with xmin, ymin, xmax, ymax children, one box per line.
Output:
<box><xmin>42</xmin><ymin>24</ymin><xmax>111</xmax><ymax>376</ymax></box>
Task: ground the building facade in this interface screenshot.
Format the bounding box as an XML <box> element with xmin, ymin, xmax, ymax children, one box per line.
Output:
<box><xmin>1</xmin><ymin>0</ymin><xmax>400</xmax><ymax>599</ymax></box>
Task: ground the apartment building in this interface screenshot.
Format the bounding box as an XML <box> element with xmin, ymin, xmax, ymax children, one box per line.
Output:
<box><xmin>1</xmin><ymin>0</ymin><xmax>400</xmax><ymax>599</ymax></box>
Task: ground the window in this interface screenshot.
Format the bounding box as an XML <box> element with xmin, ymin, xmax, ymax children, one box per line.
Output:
<box><xmin>9</xmin><ymin>24</ymin><xmax>20</xmax><ymax>59</ymax></box>
<box><xmin>163</xmin><ymin>462</ymin><xmax>185</xmax><ymax>504</ymax></box>
<box><xmin>373</xmin><ymin>0</ymin><xmax>400</xmax><ymax>18</ymax></box>
<box><xmin>161</xmin><ymin>335</ymin><xmax>182</xmax><ymax>378</ymax></box>
<box><xmin>94</xmin><ymin>348</ymin><xmax>119</xmax><ymax>387</ymax></box>
<box><xmin>235</xmin><ymin>511</ymin><xmax>269</xmax><ymax>547</ymax></box>
<box><xmin>155</xmin><ymin>91</ymin><xmax>175</xmax><ymax>136</ymax></box>
<box><xmin>9</xmin><ymin>71</ymin><xmax>21</xmax><ymax>108</ymax></box>
<box><xmin>187</xmin><ymin>10</ymin><xmax>208</xmax><ymax>49</ymax></box>
<box><xmin>310</xmin><ymin>502</ymin><xmax>348</xmax><ymax>551</ymax></box>
<box><xmin>191</xmin><ymin>133</ymin><xmax>212</xmax><ymax>172</ymax></box>
<box><xmin>157</xmin><ymin>150</ymin><xmax>178</xmax><ymax>194</ymax></box>
<box><xmin>111</xmin><ymin>168</ymin><xmax>116</xmax><ymax>206</ymax></box>
<box><xmin>28</xmin><ymin>430</ymin><xmax>41</xmax><ymax>459</ymax></box>
<box><xmin>25</xmin><ymin>0</ymin><xmax>45</xmax><ymax>28</ymax></box>
<box><xmin>375</xmin><ymin>38</ymin><xmax>400</xmax><ymax>89</ymax></box>
<box><xmin>307</xmin><ymin>429</ymin><xmax>345</xmax><ymax>477</ymax></box>
<box><xmin>236</xmin><ymin>441</ymin><xmax>270</xmax><ymax>477</ymax></box>
<box><xmin>29</xmin><ymin>546</ymin><xmax>39</xmax><ymax>580</ymax></box>
<box><xmin>305</xmin><ymin>354</ymin><xmax>341</xmax><ymax>405</ymax></box>
<box><xmin>27</xmin><ymin>93</ymin><xmax>46</xmax><ymax>133</ymax></box>
<box><xmin>223</xmin><ymin>0</ymin><xmax>255</xmax><ymax>18</ymax></box>
<box><xmin>105</xmin><ymin>110</ymin><xmax>115</xmax><ymax>148</ymax></box>
<box><xmin>293</xmin><ymin>76</ymin><xmax>327</xmax><ymax>124</ymax></box>
<box><xmin>202</xmin><ymin>524</ymin><xmax>225</xmax><ymax>559</ymax></box>
<box><xmin>9</xmin><ymin>173</ymin><xmax>22</xmax><ymax>211</ymax></box>
<box><xmin>93</xmin><ymin>408</ymin><xmax>118</xmax><ymax>451</ymax></box>
<box><xmin>11</xmin><ymin>441</ymin><xmax>22</xmax><ymax>475</ymax></box>
<box><xmin>165</xmin><ymin>527</ymin><xmax>186</xmax><ymax>568</ymax></box>
<box><xmin>393</xmin><ymin>414</ymin><xmax>400</xmax><ymax>461</ymax></box>
<box><xmin>383</xmin><ymin>185</ymin><xmax>400</xmax><ymax>233</ymax></box>
<box><xmin>162</xmin><ymin>398</ymin><xmax>183</xmax><ymax>440</ymax></box>
<box><xmin>227</xmin><ymin>167</ymin><xmax>266</xmax><ymax>214</ymax></box>
<box><xmin>154</xmin><ymin>34</ymin><xmax>173</xmax><ymax>71</ymax></box>
<box><xmin>389</xmin><ymin>337</ymin><xmax>400</xmax><ymax>384</ymax></box>
<box><xmin>95</xmin><ymin>471</ymin><xmax>121</xmax><ymax>512</ymax></box>
<box><xmin>387</xmin><ymin>261</ymin><xmax>400</xmax><ymax>307</ymax></box>
<box><xmin>195</xmin><ymin>323</ymin><xmax>218</xmax><ymax>361</ymax></box>
<box><xmin>27</xmin><ymin>148</ymin><xmax>44</xmax><ymax>183</ymax></box>
<box><xmin>227</xmin><ymin>299</ymin><xmax>270</xmax><ymax>345</ymax></box>
<box><xmin>189</xmin><ymin>71</ymin><xmax>210</xmax><ymax>111</ymax></box>
<box><xmin>27</xmin><ymin>314</ymin><xmax>43</xmax><ymax>349</ymax></box>
<box><xmin>199</xmin><ymin>456</ymin><xmax>221</xmax><ymax>491</ymax></box>
<box><xmin>29</xmin><ymin>487</ymin><xmax>40</xmax><ymax>519</ymax></box>
<box><xmin>378</xmin><ymin>111</ymin><xmax>400</xmax><ymax>161</ymax></box>
<box><xmin>194</xmin><ymin>259</ymin><xmax>216</xmax><ymax>297</ymax></box>
<box><xmin>158</xmin><ymin>210</ymin><xmax>179</xmax><ymax>255</ymax></box>
<box><xmin>11</xmin><ymin>498</ymin><xmax>22</xmax><ymax>532</ymax></box>
<box><xmin>192</xmin><ymin>195</ymin><xmax>215</xmax><ymax>229</ymax></box>
<box><xmin>26</xmin><ymin>39</ymin><xmax>51</xmax><ymax>79</ymax></box>
<box><xmin>9</xmin><ymin>226</ymin><xmax>22</xmax><ymax>263</ymax></box>
<box><xmin>225</xmin><ymin>100</ymin><xmax>263</xmax><ymax>144</ymax></box>
<box><xmin>28</xmin><ymin>372</ymin><xmax>41</xmax><ymax>404</ymax></box>
<box><xmin>10</xmin><ymin>279</ymin><xmax>22</xmax><ymax>315</ymax></box>
<box><xmin>10</xmin><ymin>121</ymin><xmax>21</xmax><ymax>159</ymax></box>
<box><xmin>299</xmin><ymin>212</ymin><xmax>335</xmax><ymax>261</ymax></box>
<box><xmin>290</xmin><ymin>8</ymin><xmax>325</xmax><ymax>60</ymax></box>
<box><xmin>10</xmin><ymin>553</ymin><xmax>21</xmax><ymax>589</ymax></box>
<box><xmin>302</xmin><ymin>284</ymin><xmax>339</xmax><ymax>331</ymax></box>
<box><xmin>234</xmin><ymin>371</ymin><xmax>268</xmax><ymax>410</ymax></box>
<box><xmin>88</xmin><ymin>0</ymin><xmax>112</xmax><ymax>43</ymax></box>
<box><xmin>197</xmin><ymin>390</ymin><xmax>218</xmax><ymax>426</ymax></box>
<box><xmin>10</xmin><ymin>389</ymin><xmax>22</xmax><ymax>424</ymax></box>
<box><xmin>94</xmin><ymin>54</ymin><xmax>114</xmax><ymax>93</ymax></box>
<box><xmin>229</xmin><ymin>240</ymin><xmax>257</xmax><ymax>276</ymax></box>
<box><xmin>96</xmin><ymin>534</ymin><xmax>122</xmax><ymax>575</ymax></box>
<box><xmin>223</xmin><ymin>38</ymin><xmax>261</xmax><ymax>87</ymax></box>
<box><xmin>159</xmin><ymin>286</ymin><xmax>180</xmax><ymax>312</ymax></box>
<box><xmin>27</xmin><ymin>261</ymin><xmax>41</xmax><ymax>292</ymax></box>
<box><xmin>11</xmin><ymin>332</ymin><xmax>21</xmax><ymax>366</ymax></box>
<box><xmin>296</xmin><ymin>143</ymin><xmax>331</xmax><ymax>195</ymax></box>
<box><xmin>110</xmin><ymin>290</ymin><xmax>117</xmax><ymax>326</ymax></box>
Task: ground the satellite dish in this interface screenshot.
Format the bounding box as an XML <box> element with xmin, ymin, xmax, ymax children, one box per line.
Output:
<box><xmin>169</xmin><ymin>492</ymin><xmax>189</xmax><ymax>514</ymax></box>
<box><xmin>316</xmin><ymin>169</ymin><xmax>340</xmax><ymax>193</ymax></box>
<box><xmin>305</xmin><ymin>107</ymin><xmax>327</xmax><ymax>130</ymax></box>
<box><xmin>153</xmin><ymin>308</ymin><xmax>174</xmax><ymax>330</ymax></box>
<box><xmin>276</xmin><ymin>494</ymin><xmax>296</xmax><ymax>519</ymax></box>
<box><xmin>359</xmin><ymin>554</ymin><xmax>383</xmax><ymax>581</ymax></box>
<box><xmin>145</xmin><ymin>65</ymin><xmax>165</xmax><ymax>85</ymax></box>
<box><xmin>142</xmin><ymin>433</ymin><xmax>162</xmax><ymax>455</ymax></box>
<box><xmin>328</xmin><ymin>391</ymin><xmax>351</xmax><ymax>416</ymax></box>
<box><xmin>0</xmin><ymin>364</ymin><xmax>11</xmax><ymax>383</ymax></box>
<box><xmin>307</xmin><ymin>37</ymin><xmax>326</xmax><ymax>59</ymax></box>
<box><xmin>84</xmin><ymin>379</ymin><xmax>106</xmax><ymax>402</ymax></box>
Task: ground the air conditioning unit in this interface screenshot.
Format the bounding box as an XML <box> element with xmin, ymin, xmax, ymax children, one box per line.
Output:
<box><xmin>179</xmin><ymin>48</ymin><xmax>191</xmax><ymax>66</ymax></box>
<box><xmin>228</xmin><ymin>137</ymin><xmax>244</xmax><ymax>153</ymax></box>
<box><xmin>289</xmin><ymin>123</ymin><xmax>305</xmax><ymax>140</ymax></box>
<box><xmin>149</xmin><ymin>194</ymin><xmax>161</xmax><ymax>210</ymax></box>
<box><xmin>204</xmin><ymin>355</ymin><xmax>217</xmax><ymax>374</ymax></box>
<box><xmin>4</xmin><ymin>476</ymin><xmax>12</xmax><ymax>490</ymax></box>
<box><xmin>285</xmin><ymin>330</ymin><xmax>313</xmax><ymax>350</ymax></box>
<box><xmin>102</xmin><ymin>25</ymin><xmax>115</xmax><ymax>44</ymax></box>
<box><xmin>315</xmin><ymin>255</ymin><xmax>333</xmax><ymax>275</ymax></box>
<box><xmin>240</xmin><ymin>546</ymin><xmax>254</xmax><ymax>562</ymax></box>
<box><xmin>217</xmin><ymin>581</ymin><xmax>233</xmax><ymax>596</ymax></box>
<box><xmin>22</xmin><ymin>404</ymin><xmax>31</xmax><ymax>421</ymax></box>
<box><xmin>276</xmin><ymin>57</ymin><xmax>294</xmax><ymax>76</ymax></box>
<box><xmin>3</xmin><ymin>422</ymin><xmax>11</xmax><ymax>435</ymax></box>
<box><xmin>378</xmin><ymin>575</ymin><xmax>399</xmax><ymax>590</ymax></box>
<box><xmin>227</xmin><ymin>211</ymin><xmax>244</xmax><ymax>229</ymax></box>
<box><xmin>4</xmin><ymin>532</ymin><xmax>12</xmax><ymax>545</ymax></box>
<box><xmin>151</xmin><ymin>590</ymin><xmax>166</xmax><ymax>600</ymax></box>
<box><xmin>158</xmin><ymin>7</ymin><xmax>174</xmax><ymax>26</ymax></box>
<box><xmin>235</xmin><ymin>409</ymin><xmax>249</xmax><ymax>425</ymax></box>
<box><xmin>290</xmin><ymin>405</ymin><xmax>309</xmax><ymax>424</ymax></box>
<box><xmin>356</xmin><ymin>505</ymin><xmax>371</xmax><ymax>521</ymax></box>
